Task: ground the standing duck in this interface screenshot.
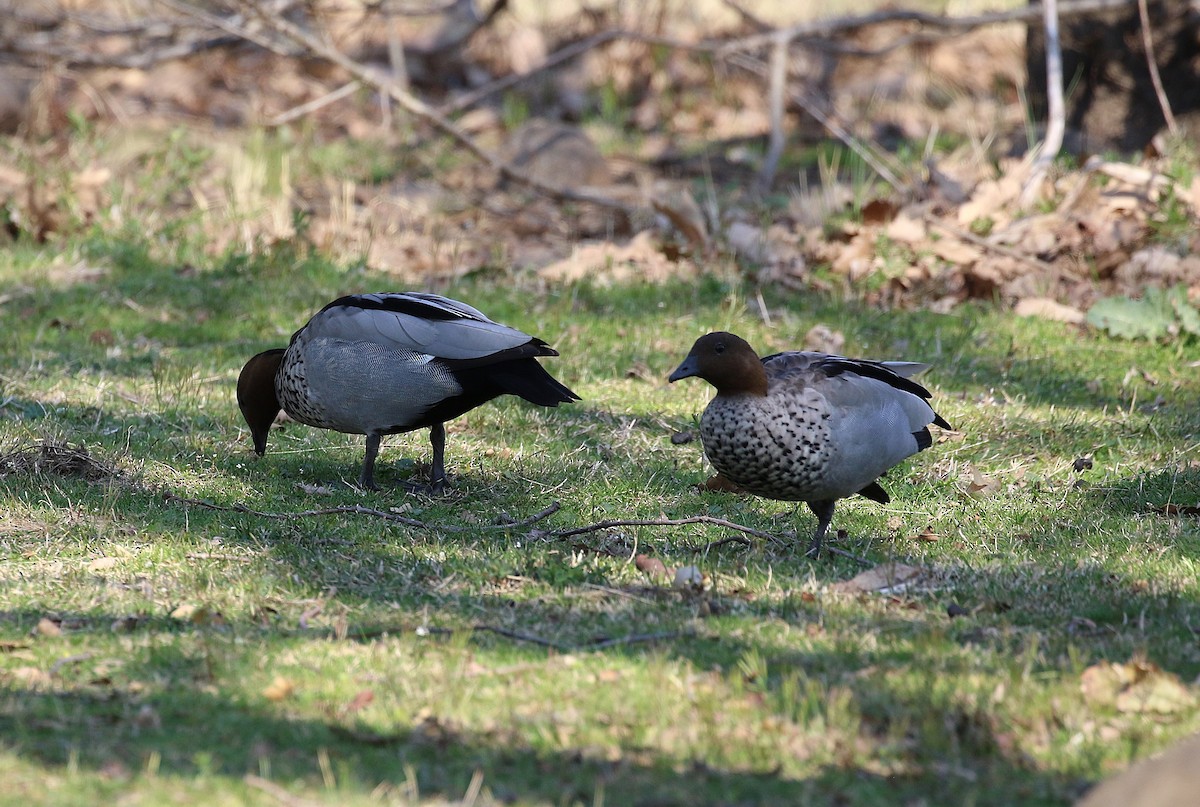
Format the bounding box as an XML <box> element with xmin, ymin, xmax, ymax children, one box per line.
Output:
<box><xmin>668</xmin><ymin>332</ymin><xmax>950</xmax><ymax>557</ymax></box>
<box><xmin>237</xmin><ymin>292</ymin><xmax>580</xmax><ymax>492</ymax></box>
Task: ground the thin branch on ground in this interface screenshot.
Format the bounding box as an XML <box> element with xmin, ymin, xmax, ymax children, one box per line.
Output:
<box><xmin>924</xmin><ymin>217</ymin><xmax>1056</xmax><ymax>273</ymax></box>
<box><xmin>822</xmin><ymin>545</ymin><xmax>873</xmax><ymax>566</ymax></box>
<box><xmin>397</xmin><ymin>624</ymin><xmax>690</xmax><ymax>652</ymax></box>
<box><xmin>1136</xmin><ymin>0</ymin><xmax>1177</xmax><ymax>135</ymax></box>
<box><xmin>682</xmin><ymin>535</ymin><xmax>753</xmax><ymax>554</ymax></box>
<box><xmin>164</xmin><ymin>492</ymin><xmax>561</xmax><ymax>533</ymax></box>
<box><xmin>585</xmin><ymin>630</ymin><xmax>693</xmax><ymax>650</ymax></box>
<box><xmin>268</xmin><ymin>81</ymin><xmax>359</xmax><ymax>127</ymax></box>
<box><xmin>471</xmin><ymin>624</ymin><xmax>566</xmax><ymax>651</ymax></box>
<box><xmin>554</xmin><ymin>514</ymin><xmax>783</xmax><ymax>545</ymax></box>
<box><xmin>245</xmin><ymin>774</ymin><xmax>321</xmax><ymax>807</ymax></box>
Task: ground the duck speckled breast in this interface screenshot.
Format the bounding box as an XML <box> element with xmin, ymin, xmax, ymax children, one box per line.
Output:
<box><xmin>275</xmin><ymin>337</ymin><xmax>328</xmax><ymax>429</ymax></box>
<box><xmin>699</xmin><ymin>389</ymin><xmax>834</xmax><ymax>501</ymax></box>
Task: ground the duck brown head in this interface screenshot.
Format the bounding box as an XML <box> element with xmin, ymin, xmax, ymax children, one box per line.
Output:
<box><xmin>236</xmin><ymin>349</ymin><xmax>285</xmax><ymax>456</ymax></box>
<box><xmin>668</xmin><ymin>332</ymin><xmax>769</xmax><ymax>396</ymax></box>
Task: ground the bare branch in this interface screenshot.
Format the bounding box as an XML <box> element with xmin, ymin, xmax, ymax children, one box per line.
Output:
<box><xmin>164</xmin><ymin>492</ymin><xmax>561</xmax><ymax>533</ymax></box>
<box><xmin>1020</xmin><ymin>0</ymin><xmax>1065</xmax><ymax>207</ymax></box>
<box><xmin>440</xmin><ymin>29</ymin><xmax>623</xmax><ymax>115</ymax></box>
<box><xmin>553</xmin><ymin>514</ymin><xmax>781</xmax><ymax>543</ymax></box>
<box><xmin>1137</xmin><ymin>0</ymin><xmax>1177</xmax><ymax>135</ymax></box>
<box><xmin>267</xmin><ymin>82</ymin><xmax>360</xmax><ymax>127</ymax></box>
<box><xmin>214</xmin><ymin>0</ymin><xmax>636</xmax><ymax>214</ymax></box>
<box><xmin>756</xmin><ymin>36</ymin><xmax>789</xmax><ymax>193</ymax></box>
<box><xmin>719</xmin><ymin>0</ymin><xmax>1137</xmax><ymax>54</ymax></box>
<box><xmin>728</xmin><ymin>52</ymin><xmax>910</xmax><ymax>195</ymax></box>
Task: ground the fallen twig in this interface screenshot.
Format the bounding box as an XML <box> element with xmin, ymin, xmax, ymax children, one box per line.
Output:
<box><xmin>719</xmin><ymin>0</ymin><xmax>1138</xmax><ymax>55</ymax></box>
<box><xmin>471</xmin><ymin>624</ymin><xmax>566</xmax><ymax>650</ymax></box>
<box><xmin>727</xmin><ymin>51</ymin><xmax>910</xmax><ymax>195</ymax></box>
<box><xmin>211</xmin><ymin>0</ymin><xmax>637</xmax><ymax>214</ymax></box>
<box><xmin>245</xmin><ymin>774</ymin><xmax>320</xmax><ymax>807</ymax></box>
<box><xmin>1136</xmin><ymin>0</ymin><xmax>1177</xmax><ymax>135</ymax></box>
<box><xmin>417</xmin><ymin>623</ymin><xmax>689</xmax><ymax>652</ymax></box>
<box><xmin>267</xmin><ymin>81</ymin><xmax>359</xmax><ymax>126</ymax></box>
<box><xmin>682</xmin><ymin>535</ymin><xmax>753</xmax><ymax>554</ymax></box>
<box><xmin>924</xmin><ymin>216</ymin><xmax>1056</xmax><ymax>274</ymax></box>
<box><xmin>821</xmin><ymin>545</ymin><xmax>873</xmax><ymax>567</ymax></box>
<box><xmin>440</xmin><ymin>28</ymin><xmax>623</xmax><ymax>114</ymax></box>
<box><xmin>554</xmin><ymin>514</ymin><xmax>782</xmax><ymax>545</ymax></box>
<box><xmin>585</xmin><ymin>630</ymin><xmax>692</xmax><ymax>650</ymax></box>
<box><xmin>164</xmin><ymin>492</ymin><xmax>561</xmax><ymax>534</ymax></box>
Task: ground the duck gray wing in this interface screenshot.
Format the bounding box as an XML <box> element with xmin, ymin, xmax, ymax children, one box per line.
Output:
<box><xmin>300</xmin><ymin>293</ymin><xmax>546</xmax><ymax>360</ymax></box>
<box><xmin>763</xmin><ymin>351</ymin><xmax>950</xmax><ymax>430</ymax></box>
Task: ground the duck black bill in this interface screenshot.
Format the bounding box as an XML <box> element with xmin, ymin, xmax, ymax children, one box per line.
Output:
<box><xmin>668</xmin><ymin>358</ymin><xmax>698</xmax><ymax>383</ymax></box>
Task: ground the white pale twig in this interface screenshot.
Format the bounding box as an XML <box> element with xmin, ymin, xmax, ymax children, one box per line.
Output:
<box><xmin>1020</xmin><ymin>0</ymin><xmax>1065</xmax><ymax>207</ymax></box>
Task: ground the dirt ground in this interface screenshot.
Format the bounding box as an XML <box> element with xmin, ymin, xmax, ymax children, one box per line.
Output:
<box><xmin>1</xmin><ymin>0</ymin><xmax>1197</xmax><ymax>321</ymax></box>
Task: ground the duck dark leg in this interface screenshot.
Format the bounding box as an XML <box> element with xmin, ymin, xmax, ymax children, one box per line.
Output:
<box><xmin>359</xmin><ymin>432</ymin><xmax>382</xmax><ymax>491</ymax></box>
<box><xmin>427</xmin><ymin>422</ymin><xmax>447</xmax><ymax>494</ymax></box>
<box><xmin>806</xmin><ymin>499</ymin><xmax>836</xmax><ymax>558</ymax></box>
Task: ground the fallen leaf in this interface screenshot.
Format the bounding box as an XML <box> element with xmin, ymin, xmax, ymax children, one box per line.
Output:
<box><xmin>1014</xmin><ymin>297</ymin><xmax>1085</xmax><ymax>324</ymax></box>
<box><xmin>35</xmin><ymin>617</ymin><xmax>62</xmax><ymax>637</ymax></box>
<box><xmin>803</xmin><ymin>324</ymin><xmax>844</xmax><ymax>354</ymax></box>
<box><xmin>1081</xmin><ymin>659</ymin><xmax>1196</xmax><ymax>714</ymax></box>
<box><xmin>1116</xmin><ymin>673</ymin><xmax>1195</xmax><ymax>714</ymax></box>
<box><xmin>635</xmin><ymin>554</ymin><xmax>669</xmax><ymax>579</ymax></box>
<box><xmin>883</xmin><ymin>212</ymin><xmax>924</xmax><ymax>242</ymax></box>
<box><xmin>831</xmin><ymin>563</ymin><xmax>925</xmax><ymax>594</ymax></box>
<box><xmin>930</xmin><ymin>237</ymin><xmax>982</xmax><ymax>264</ymax></box>
<box><xmin>966</xmin><ymin>469</ymin><xmax>1001</xmax><ymax>497</ymax></box>
<box><xmin>170</xmin><ymin>604</ymin><xmax>224</xmax><ymax>626</ymax></box>
<box><xmin>344</xmin><ymin>690</ymin><xmax>374</xmax><ymax>714</ymax></box>
<box><xmin>263</xmin><ymin>675</ymin><xmax>295</xmax><ymax>702</ymax></box>
<box><xmin>701</xmin><ymin>473</ymin><xmax>745</xmax><ymax>493</ymax></box>
<box><xmin>912</xmin><ymin>526</ymin><xmax>940</xmax><ymax>542</ymax></box>
<box><xmin>861</xmin><ymin>198</ymin><xmax>901</xmax><ymax>225</ymax></box>
<box><xmin>10</xmin><ymin>666</ymin><xmax>52</xmax><ymax>687</ymax></box>
<box><xmin>88</xmin><ymin>556</ymin><xmax>120</xmax><ymax>574</ymax></box>
<box><xmin>297</xmin><ymin>482</ymin><xmax>336</xmax><ymax>495</ymax></box>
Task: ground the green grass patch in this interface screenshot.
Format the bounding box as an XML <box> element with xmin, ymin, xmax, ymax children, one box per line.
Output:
<box><xmin>1</xmin><ymin>220</ymin><xmax>1199</xmax><ymax>807</ymax></box>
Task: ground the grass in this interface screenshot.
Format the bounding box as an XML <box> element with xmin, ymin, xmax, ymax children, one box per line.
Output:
<box><xmin>2</xmin><ymin>164</ymin><xmax>1200</xmax><ymax>806</ymax></box>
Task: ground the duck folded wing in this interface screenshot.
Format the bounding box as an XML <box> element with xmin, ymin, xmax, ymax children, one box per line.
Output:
<box><xmin>764</xmin><ymin>351</ymin><xmax>950</xmax><ymax>430</ymax></box>
<box><xmin>305</xmin><ymin>293</ymin><xmax>541</xmax><ymax>360</ymax></box>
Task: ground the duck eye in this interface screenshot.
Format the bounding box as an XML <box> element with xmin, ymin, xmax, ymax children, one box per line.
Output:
<box><xmin>714</xmin><ymin>343</ymin><xmax>726</xmax><ymax>354</ymax></box>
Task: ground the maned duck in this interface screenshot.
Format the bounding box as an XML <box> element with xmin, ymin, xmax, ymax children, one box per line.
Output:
<box><xmin>237</xmin><ymin>292</ymin><xmax>580</xmax><ymax>492</ymax></box>
<box><xmin>668</xmin><ymin>332</ymin><xmax>950</xmax><ymax>557</ymax></box>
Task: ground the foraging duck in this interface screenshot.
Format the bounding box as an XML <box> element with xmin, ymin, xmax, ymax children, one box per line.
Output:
<box><xmin>237</xmin><ymin>292</ymin><xmax>579</xmax><ymax>491</ymax></box>
<box><xmin>668</xmin><ymin>332</ymin><xmax>950</xmax><ymax>557</ymax></box>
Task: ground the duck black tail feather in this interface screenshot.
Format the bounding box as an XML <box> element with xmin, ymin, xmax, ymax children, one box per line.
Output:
<box><xmin>492</xmin><ymin>360</ymin><xmax>580</xmax><ymax>406</ymax></box>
